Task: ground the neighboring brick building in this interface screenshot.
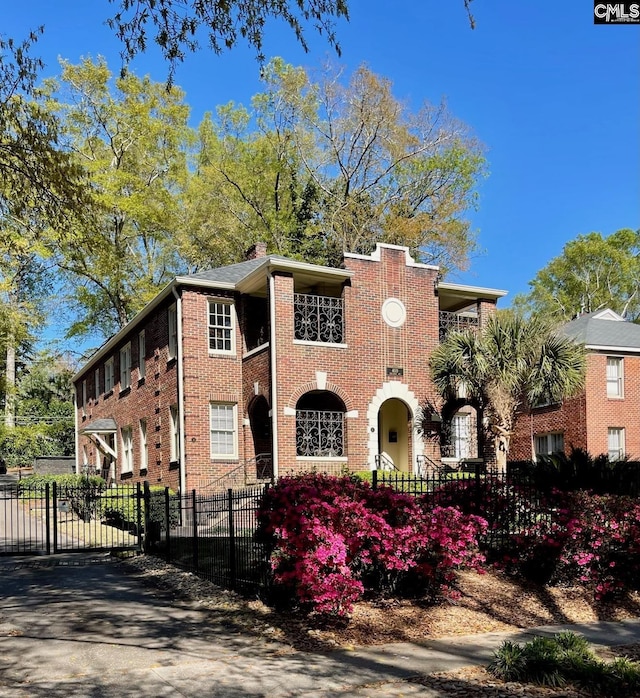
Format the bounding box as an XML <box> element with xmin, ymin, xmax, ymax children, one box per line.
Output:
<box><xmin>511</xmin><ymin>309</ymin><xmax>640</xmax><ymax>462</ymax></box>
<box><xmin>73</xmin><ymin>243</ymin><xmax>506</xmax><ymax>492</ymax></box>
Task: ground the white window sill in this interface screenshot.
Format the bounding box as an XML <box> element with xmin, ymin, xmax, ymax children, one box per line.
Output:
<box><xmin>296</xmin><ymin>456</ymin><xmax>348</xmax><ymax>462</ymax></box>
<box><xmin>293</xmin><ymin>340</ymin><xmax>348</xmax><ymax>349</ymax></box>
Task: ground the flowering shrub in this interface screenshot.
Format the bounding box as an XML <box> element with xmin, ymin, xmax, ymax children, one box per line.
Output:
<box><xmin>256</xmin><ymin>473</ymin><xmax>486</xmax><ymax>618</ymax></box>
<box><xmin>501</xmin><ymin>490</ymin><xmax>640</xmax><ymax>598</ymax></box>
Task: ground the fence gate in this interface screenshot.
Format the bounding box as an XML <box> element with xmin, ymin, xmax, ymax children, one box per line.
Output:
<box><xmin>0</xmin><ymin>481</ymin><xmax>142</xmax><ymax>556</ymax></box>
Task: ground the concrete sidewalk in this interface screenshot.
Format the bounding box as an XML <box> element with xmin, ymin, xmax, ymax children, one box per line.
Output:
<box><xmin>1</xmin><ymin>554</ymin><xmax>640</xmax><ymax>697</ymax></box>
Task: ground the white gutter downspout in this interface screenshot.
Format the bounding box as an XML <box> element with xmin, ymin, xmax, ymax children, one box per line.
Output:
<box><xmin>73</xmin><ymin>391</ymin><xmax>79</xmax><ymax>475</ymax></box>
<box><xmin>268</xmin><ymin>272</ymin><xmax>279</xmax><ymax>479</ymax></box>
<box><xmin>172</xmin><ymin>286</ymin><xmax>187</xmax><ymax>496</ymax></box>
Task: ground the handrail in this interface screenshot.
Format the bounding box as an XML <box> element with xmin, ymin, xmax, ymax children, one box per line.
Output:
<box><xmin>416</xmin><ymin>454</ymin><xmax>441</xmax><ymax>477</ymax></box>
<box><xmin>375</xmin><ymin>453</ymin><xmax>399</xmax><ymax>471</ymax></box>
<box><xmin>201</xmin><ymin>453</ymin><xmax>273</xmax><ymax>491</ymax></box>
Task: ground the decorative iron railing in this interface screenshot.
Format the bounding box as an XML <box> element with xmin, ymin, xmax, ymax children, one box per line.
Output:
<box><xmin>438</xmin><ymin>311</ymin><xmax>479</xmax><ymax>342</ymax></box>
<box><xmin>294</xmin><ymin>293</ymin><xmax>344</xmax><ymax>343</ymax></box>
<box><xmin>296</xmin><ymin>409</ymin><xmax>344</xmax><ymax>457</ymax></box>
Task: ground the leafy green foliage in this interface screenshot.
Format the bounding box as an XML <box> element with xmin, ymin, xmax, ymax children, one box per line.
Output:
<box><xmin>47</xmin><ymin>58</ymin><xmax>191</xmax><ymax>339</ymax></box>
<box><xmin>181</xmin><ymin>59</ymin><xmax>486</xmax><ymax>274</ymax></box>
<box><xmin>489</xmin><ymin>632</ymin><xmax>640</xmax><ymax>695</ymax></box>
<box><xmin>100</xmin><ymin>485</ymin><xmax>178</xmax><ymax>533</ymax></box>
<box><xmin>513</xmin><ymin>228</ymin><xmax>640</xmax><ymax>323</ymax></box>
<box><xmin>430</xmin><ymin>313</ymin><xmax>585</xmax><ymax>470</ymax></box>
<box><xmin>107</xmin><ymin>0</ymin><xmax>349</xmax><ymax>85</ymax></box>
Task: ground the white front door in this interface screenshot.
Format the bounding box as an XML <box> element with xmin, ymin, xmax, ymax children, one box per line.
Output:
<box><xmin>452</xmin><ymin>413</ymin><xmax>471</xmax><ymax>460</ymax></box>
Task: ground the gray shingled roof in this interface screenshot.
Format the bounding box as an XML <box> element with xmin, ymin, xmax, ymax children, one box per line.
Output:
<box><xmin>559</xmin><ymin>310</ymin><xmax>640</xmax><ymax>350</ymax></box>
<box><xmin>80</xmin><ymin>418</ymin><xmax>117</xmax><ymax>433</ymax></box>
<box><xmin>184</xmin><ymin>254</ymin><xmax>293</xmax><ymax>285</ymax></box>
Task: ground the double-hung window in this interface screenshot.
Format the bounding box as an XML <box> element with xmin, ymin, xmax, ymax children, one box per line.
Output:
<box><xmin>121</xmin><ymin>427</ymin><xmax>133</xmax><ymax>474</ymax></box>
<box><xmin>120</xmin><ymin>343</ymin><xmax>131</xmax><ymax>390</ymax></box>
<box><xmin>534</xmin><ymin>432</ymin><xmax>565</xmax><ymax>457</ymax></box>
<box><xmin>105</xmin><ymin>357</ymin><xmax>114</xmax><ymax>393</ymax></box>
<box><xmin>208</xmin><ymin>301</ymin><xmax>235</xmax><ymax>354</ymax></box>
<box><xmin>139</xmin><ymin>419</ymin><xmax>148</xmax><ymax>472</ymax></box>
<box><xmin>210</xmin><ymin>403</ymin><xmax>237</xmax><ymax>458</ymax></box>
<box><xmin>94</xmin><ymin>368</ymin><xmax>100</xmax><ymax>400</ymax></box>
<box><xmin>170</xmin><ymin>405</ymin><xmax>180</xmax><ymax>462</ymax></box>
<box><xmin>606</xmin><ymin>357</ymin><xmax>623</xmax><ymax>398</ymax></box>
<box><xmin>168</xmin><ymin>304</ymin><xmax>178</xmax><ymax>360</ymax></box>
<box><xmin>608</xmin><ymin>428</ymin><xmax>625</xmax><ymax>461</ymax></box>
<box><xmin>138</xmin><ymin>330</ymin><xmax>146</xmax><ymax>380</ymax></box>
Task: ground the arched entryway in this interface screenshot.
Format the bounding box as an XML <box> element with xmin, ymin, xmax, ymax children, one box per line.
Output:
<box><xmin>378</xmin><ymin>398</ymin><xmax>411</xmax><ymax>471</ymax></box>
<box><xmin>248</xmin><ymin>395</ymin><xmax>272</xmax><ymax>478</ymax></box>
<box><xmin>366</xmin><ymin>382</ymin><xmax>423</xmax><ymax>473</ymax></box>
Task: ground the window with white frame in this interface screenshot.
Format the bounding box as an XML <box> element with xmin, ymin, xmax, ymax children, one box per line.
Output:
<box><xmin>608</xmin><ymin>428</ymin><xmax>625</xmax><ymax>461</ymax></box>
<box><xmin>121</xmin><ymin>427</ymin><xmax>133</xmax><ymax>473</ymax></box>
<box><xmin>81</xmin><ymin>380</ymin><xmax>87</xmax><ymax>415</ymax></box>
<box><xmin>105</xmin><ymin>357</ymin><xmax>114</xmax><ymax>393</ymax></box>
<box><xmin>606</xmin><ymin>357</ymin><xmax>623</xmax><ymax>398</ymax></box>
<box><xmin>94</xmin><ymin>368</ymin><xmax>100</xmax><ymax>400</ymax></box>
<box><xmin>120</xmin><ymin>343</ymin><xmax>131</xmax><ymax>390</ymax></box>
<box><xmin>139</xmin><ymin>419</ymin><xmax>148</xmax><ymax>472</ymax></box>
<box><xmin>210</xmin><ymin>403</ymin><xmax>238</xmax><ymax>458</ymax></box>
<box><xmin>208</xmin><ymin>301</ymin><xmax>235</xmax><ymax>354</ymax></box>
<box><xmin>170</xmin><ymin>405</ymin><xmax>180</xmax><ymax>462</ymax></box>
<box><xmin>534</xmin><ymin>432</ymin><xmax>565</xmax><ymax>457</ymax></box>
<box><xmin>168</xmin><ymin>304</ymin><xmax>178</xmax><ymax>360</ymax></box>
<box><xmin>138</xmin><ymin>330</ymin><xmax>146</xmax><ymax>380</ymax></box>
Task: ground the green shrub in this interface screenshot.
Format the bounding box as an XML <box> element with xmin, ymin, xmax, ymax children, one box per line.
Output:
<box><xmin>100</xmin><ymin>486</ymin><xmax>179</xmax><ymax>535</ymax></box>
<box><xmin>489</xmin><ymin>632</ymin><xmax>640</xmax><ymax>695</ymax></box>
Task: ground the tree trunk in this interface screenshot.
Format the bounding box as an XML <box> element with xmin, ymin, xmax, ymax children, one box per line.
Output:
<box><xmin>4</xmin><ymin>335</ymin><xmax>16</xmax><ymax>428</ymax></box>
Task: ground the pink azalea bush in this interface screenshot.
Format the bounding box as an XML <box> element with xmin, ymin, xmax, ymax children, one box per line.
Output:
<box><xmin>500</xmin><ymin>490</ymin><xmax>640</xmax><ymax>599</ymax></box>
<box><xmin>256</xmin><ymin>473</ymin><xmax>487</xmax><ymax>618</ymax></box>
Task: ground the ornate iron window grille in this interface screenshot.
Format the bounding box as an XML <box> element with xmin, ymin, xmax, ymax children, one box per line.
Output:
<box><xmin>294</xmin><ymin>294</ymin><xmax>344</xmax><ymax>343</ymax></box>
<box><xmin>296</xmin><ymin>409</ymin><xmax>345</xmax><ymax>457</ymax></box>
<box><xmin>438</xmin><ymin>311</ymin><xmax>479</xmax><ymax>342</ymax></box>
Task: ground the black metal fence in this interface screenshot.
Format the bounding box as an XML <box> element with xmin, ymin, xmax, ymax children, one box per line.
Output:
<box><xmin>149</xmin><ymin>485</ymin><xmax>270</xmax><ymax>592</ymax></box>
<box><xmin>0</xmin><ymin>481</ymin><xmax>142</xmax><ymax>555</ymax></box>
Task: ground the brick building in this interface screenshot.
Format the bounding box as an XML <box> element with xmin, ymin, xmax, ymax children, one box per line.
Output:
<box><xmin>510</xmin><ymin>309</ymin><xmax>640</xmax><ymax>462</ymax></box>
<box><xmin>73</xmin><ymin>243</ymin><xmax>506</xmax><ymax>492</ymax></box>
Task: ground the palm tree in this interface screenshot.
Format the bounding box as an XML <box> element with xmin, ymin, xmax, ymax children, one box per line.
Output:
<box><xmin>430</xmin><ymin>313</ymin><xmax>586</xmax><ymax>472</ymax></box>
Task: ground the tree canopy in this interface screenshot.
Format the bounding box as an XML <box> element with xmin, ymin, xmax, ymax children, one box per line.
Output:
<box><xmin>181</xmin><ymin>59</ymin><xmax>485</xmax><ymax>271</ymax></box>
<box><xmin>430</xmin><ymin>313</ymin><xmax>586</xmax><ymax>471</ymax></box>
<box><xmin>107</xmin><ymin>0</ymin><xmax>349</xmax><ymax>84</ymax></box>
<box><xmin>46</xmin><ymin>58</ymin><xmax>191</xmax><ymax>339</ymax></box>
<box><xmin>514</xmin><ymin>229</ymin><xmax>640</xmax><ymax>323</ymax></box>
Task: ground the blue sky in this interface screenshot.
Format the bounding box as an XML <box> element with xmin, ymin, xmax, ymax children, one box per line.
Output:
<box><xmin>4</xmin><ymin>1</ymin><xmax>640</xmax><ymax>309</ymax></box>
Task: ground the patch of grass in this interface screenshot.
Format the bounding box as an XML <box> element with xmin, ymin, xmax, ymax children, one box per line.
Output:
<box><xmin>489</xmin><ymin>632</ymin><xmax>640</xmax><ymax>695</ymax></box>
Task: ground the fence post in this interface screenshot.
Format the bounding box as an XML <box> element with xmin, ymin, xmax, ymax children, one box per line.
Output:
<box><xmin>143</xmin><ymin>481</ymin><xmax>151</xmax><ymax>553</ymax></box>
<box><xmin>45</xmin><ymin>482</ymin><xmax>51</xmax><ymax>555</ymax></box>
<box><xmin>228</xmin><ymin>488</ymin><xmax>237</xmax><ymax>591</ymax></box>
<box><xmin>372</xmin><ymin>469</ymin><xmax>378</xmax><ymax>491</ymax></box>
<box><xmin>192</xmin><ymin>490</ymin><xmax>199</xmax><ymax>572</ymax></box>
<box><xmin>136</xmin><ymin>482</ymin><xmax>143</xmax><ymax>552</ymax></box>
<box><xmin>164</xmin><ymin>487</ymin><xmax>171</xmax><ymax>562</ymax></box>
<box><xmin>52</xmin><ymin>481</ymin><xmax>58</xmax><ymax>554</ymax></box>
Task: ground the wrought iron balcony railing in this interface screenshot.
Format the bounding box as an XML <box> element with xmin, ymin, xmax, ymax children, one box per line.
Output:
<box><xmin>294</xmin><ymin>293</ymin><xmax>344</xmax><ymax>343</ymax></box>
<box><xmin>438</xmin><ymin>311</ymin><xmax>479</xmax><ymax>342</ymax></box>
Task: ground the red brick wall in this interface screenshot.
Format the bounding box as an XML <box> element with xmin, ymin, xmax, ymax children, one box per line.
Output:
<box><xmin>272</xmin><ymin>246</ymin><xmax>441</xmax><ymax>474</ymax></box>
<box><xmin>75</xmin><ymin>296</ymin><xmax>180</xmax><ymax>491</ymax></box>
<box><xmin>510</xmin><ymin>350</ymin><xmax>640</xmax><ymax>461</ymax></box>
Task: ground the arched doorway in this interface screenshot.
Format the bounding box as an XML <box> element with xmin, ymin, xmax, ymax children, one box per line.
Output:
<box><xmin>378</xmin><ymin>398</ymin><xmax>411</xmax><ymax>471</ymax></box>
<box><xmin>248</xmin><ymin>395</ymin><xmax>272</xmax><ymax>478</ymax></box>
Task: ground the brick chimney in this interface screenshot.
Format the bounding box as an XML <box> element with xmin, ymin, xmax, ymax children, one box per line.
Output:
<box><xmin>245</xmin><ymin>242</ymin><xmax>268</xmax><ymax>260</ymax></box>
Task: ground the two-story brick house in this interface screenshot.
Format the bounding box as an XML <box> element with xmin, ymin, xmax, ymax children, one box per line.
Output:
<box><xmin>510</xmin><ymin>309</ymin><xmax>640</xmax><ymax>461</ymax></box>
<box><xmin>73</xmin><ymin>243</ymin><xmax>506</xmax><ymax>493</ymax></box>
